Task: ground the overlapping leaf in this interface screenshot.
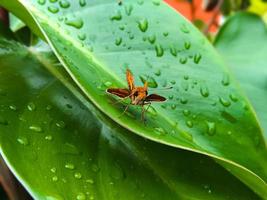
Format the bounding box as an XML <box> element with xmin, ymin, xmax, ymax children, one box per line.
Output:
<box><xmin>0</xmin><ymin>32</ymin><xmax>260</xmax><ymax>199</ymax></box>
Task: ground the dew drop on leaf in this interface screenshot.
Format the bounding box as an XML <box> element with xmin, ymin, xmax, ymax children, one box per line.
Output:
<box><xmin>65</xmin><ymin>18</ymin><xmax>84</xmax><ymax>29</ymax></box>
<box><xmin>154</xmin><ymin>69</ymin><xmax>161</xmax><ymax>76</ymax></box>
<box><xmin>180</xmin><ymin>97</ymin><xmax>188</xmax><ymax>104</ymax></box>
<box><xmin>59</xmin><ymin>0</ymin><xmax>70</xmax><ymax>8</ymax></box>
<box><xmin>154</xmin><ymin>127</ymin><xmax>166</xmax><ymax>135</ymax></box>
<box><xmin>38</xmin><ymin>0</ymin><xmax>46</xmax><ymax>5</ymax></box>
<box><xmin>148</xmin><ymin>35</ymin><xmax>156</xmax><ymax>44</ymax></box>
<box><xmin>17</xmin><ymin>137</ymin><xmax>29</xmax><ymax>146</ymax></box>
<box><xmin>221</xmin><ymin>74</ymin><xmax>230</xmax><ymax>86</ymax></box>
<box><xmin>56</xmin><ymin>120</ymin><xmax>66</xmax><ymax>128</ymax></box>
<box><xmin>115</xmin><ymin>37</ymin><xmax>122</xmax><ymax>46</ymax></box>
<box><xmin>186</xmin><ymin>120</ymin><xmax>193</xmax><ymax>128</ymax></box>
<box><xmin>48</xmin><ymin>6</ymin><xmax>59</xmax><ymax>14</ymax></box>
<box><xmin>138</xmin><ymin>19</ymin><xmax>148</xmax><ymax>32</ymax></box>
<box><xmin>27</xmin><ymin>102</ymin><xmax>36</xmax><ymax>111</ymax></box>
<box><xmin>52</xmin><ymin>176</ymin><xmax>58</xmax><ymax>182</ymax></box>
<box><xmin>229</xmin><ymin>93</ymin><xmax>238</xmax><ymax>102</ymax></box>
<box><xmin>183</xmin><ymin>109</ymin><xmax>190</xmax><ymax>116</ymax></box>
<box><xmin>180</xmin><ymin>24</ymin><xmax>190</xmax><ymax>33</ymax></box>
<box><xmin>29</xmin><ymin>125</ymin><xmax>43</xmax><ymax>132</ymax></box>
<box><xmin>0</xmin><ymin>117</ymin><xmax>8</xmax><ymax>126</ymax></box>
<box><xmin>206</xmin><ymin>121</ymin><xmax>216</xmax><ymax>136</ymax></box>
<box><xmin>45</xmin><ymin>135</ymin><xmax>53</xmax><ymax>141</ymax></box>
<box><xmin>179</xmin><ymin>57</ymin><xmax>187</xmax><ymax>64</ymax></box>
<box><xmin>184</xmin><ymin>41</ymin><xmax>191</xmax><ymax>50</ymax></box>
<box><xmin>124</xmin><ymin>4</ymin><xmax>133</xmax><ymax>16</ymax></box>
<box><xmin>193</xmin><ymin>53</ymin><xmax>202</xmax><ymax>64</ymax></box>
<box><xmin>200</xmin><ymin>84</ymin><xmax>209</xmax><ymax>97</ymax></box>
<box><xmin>219</xmin><ymin>97</ymin><xmax>231</xmax><ymax>107</ymax></box>
<box><xmin>9</xmin><ymin>105</ymin><xmax>17</xmax><ymax>111</ymax></box>
<box><xmin>76</xmin><ymin>193</ymin><xmax>86</xmax><ymax>200</ymax></box>
<box><xmin>65</xmin><ymin>162</ymin><xmax>75</xmax><ymax>170</ymax></box>
<box><xmin>110</xmin><ymin>11</ymin><xmax>122</xmax><ymax>21</ymax></box>
<box><xmin>155</xmin><ymin>44</ymin><xmax>164</xmax><ymax>57</ymax></box>
<box><xmin>50</xmin><ymin>167</ymin><xmax>57</xmax><ymax>173</ymax></box>
<box><xmin>152</xmin><ymin>0</ymin><xmax>160</xmax><ymax>6</ymax></box>
<box><xmin>74</xmin><ymin>172</ymin><xmax>82</xmax><ymax>179</ymax></box>
<box><xmin>79</xmin><ymin>0</ymin><xmax>86</xmax><ymax>7</ymax></box>
<box><xmin>170</xmin><ymin>46</ymin><xmax>177</xmax><ymax>57</ymax></box>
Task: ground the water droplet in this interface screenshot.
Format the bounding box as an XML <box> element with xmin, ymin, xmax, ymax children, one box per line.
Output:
<box><xmin>110</xmin><ymin>11</ymin><xmax>122</xmax><ymax>21</ymax></box>
<box><xmin>115</xmin><ymin>37</ymin><xmax>122</xmax><ymax>46</ymax></box>
<box><xmin>154</xmin><ymin>69</ymin><xmax>161</xmax><ymax>76</ymax></box>
<box><xmin>65</xmin><ymin>18</ymin><xmax>84</xmax><ymax>29</ymax></box>
<box><xmin>219</xmin><ymin>97</ymin><xmax>231</xmax><ymax>107</ymax></box>
<box><xmin>52</xmin><ymin>176</ymin><xmax>58</xmax><ymax>182</ymax></box>
<box><xmin>74</xmin><ymin>172</ymin><xmax>82</xmax><ymax>179</ymax></box>
<box><xmin>229</xmin><ymin>94</ymin><xmax>238</xmax><ymax>102</ymax></box>
<box><xmin>124</xmin><ymin>4</ymin><xmax>133</xmax><ymax>16</ymax></box>
<box><xmin>49</xmin><ymin>0</ymin><xmax>57</xmax><ymax>2</ymax></box>
<box><xmin>45</xmin><ymin>135</ymin><xmax>53</xmax><ymax>141</ymax></box>
<box><xmin>29</xmin><ymin>125</ymin><xmax>43</xmax><ymax>132</ymax></box>
<box><xmin>27</xmin><ymin>102</ymin><xmax>36</xmax><ymax>111</ymax></box>
<box><xmin>86</xmin><ymin>179</ymin><xmax>94</xmax><ymax>184</ymax></box>
<box><xmin>138</xmin><ymin>19</ymin><xmax>148</xmax><ymax>32</ymax></box>
<box><xmin>179</xmin><ymin>57</ymin><xmax>187</xmax><ymax>64</ymax></box>
<box><xmin>9</xmin><ymin>105</ymin><xmax>17</xmax><ymax>111</ymax></box>
<box><xmin>104</xmin><ymin>81</ymin><xmax>112</xmax><ymax>87</ymax></box>
<box><xmin>184</xmin><ymin>42</ymin><xmax>191</xmax><ymax>50</ymax></box>
<box><xmin>163</xmin><ymin>32</ymin><xmax>169</xmax><ymax>37</ymax></box>
<box><xmin>17</xmin><ymin>137</ymin><xmax>29</xmax><ymax>146</ymax></box>
<box><xmin>221</xmin><ymin>111</ymin><xmax>237</xmax><ymax>123</ymax></box>
<box><xmin>51</xmin><ymin>167</ymin><xmax>57</xmax><ymax>173</ymax></box>
<box><xmin>180</xmin><ymin>24</ymin><xmax>190</xmax><ymax>33</ymax></box>
<box><xmin>154</xmin><ymin>127</ymin><xmax>166</xmax><ymax>135</ymax></box>
<box><xmin>152</xmin><ymin>0</ymin><xmax>160</xmax><ymax>6</ymax></box>
<box><xmin>46</xmin><ymin>105</ymin><xmax>52</xmax><ymax>110</ymax></box>
<box><xmin>65</xmin><ymin>163</ymin><xmax>75</xmax><ymax>170</ymax></box>
<box><xmin>139</xmin><ymin>75</ymin><xmax>158</xmax><ymax>88</ymax></box>
<box><xmin>168</xmin><ymin>95</ymin><xmax>174</xmax><ymax>100</ymax></box>
<box><xmin>206</xmin><ymin>121</ymin><xmax>216</xmax><ymax>136</ymax></box>
<box><xmin>148</xmin><ymin>35</ymin><xmax>156</xmax><ymax>44</ymax></box>
<box><xmin>183</xmin><ymin>109</ymin><xmax>190</xmax><ymax>116</ymax></box>
<box><xmin>170</xmin><ymin>46</ymin><xmax>177</xmax><ymax>57</ymax></box>
<box><xmin>56</xmin><ymin>121</ymin><xmax>65</xmax><ymax>128</ymax></box>
<box><xmin>171</xmin><ymin>104</ymin><xmax>177</xmax><ymax>110</ymax></box>
<box><xmin>193</xmin><ymin>53</ymin><xmax>202</xmax><ymax>64</ymax></box>
<box><xmin>180</xmin><ymin>97</ymin><xmax>188</xmax><ymax>104</ymax></box>
<box><xmin>79</xmin><ymin>0</ymin><xmax>86</xmax><ymax>7</ymax></box>
<box><xmin>200</xmin><ymin>84</ymin><xmax>209</xmax><ymax>97</ymax></box>
<box><xmin>186</xmin><ymin>120</ymin><xmax>193</xmax><ymax>128</ymax></box>
<box><xmin>76</xmin><ymin>193</ymin><xmax>86</xmax><ymax>200</ymax></box>
<box><xmin>38</xmin><ymin>0</ymin><xmax>46</xmax><ymax>5</ymax></box>
<box><xmin>78</xmin><ymin>33</ymin><xmax>86</xmax><ymax>41</ymax></box>
<box><xmin>170</xmin><ymin>80</ymin><xmax>176</xmax><ymax>85</ymax></box>
<box><xmin>184</xmin><ymin>75</ymin><xmax>189</xmax><ymax>80</ymax></box>
<box><xmin>48</xmin><ymin>6</ymin><xmax>59</xmax><ymax>14</ymax></box>
<box><xmin>221</xmin><ymin>74</ymin><xmax>230</xmax><ymax>86</ymax></box>
<box><xmin>203</xmin><ymin>184</ymin><xmax>212</xmax><ymax>194</ymax></box>
<box><xmin>155</xmin><ymin>44</ymin><xmax>164</xmax><ymax>57</ymax></box>
<box><xmin>180</xmin><ymin>131</ymin><xmax>193</xmax><ymax>141</ymax></box>
<box><xmin>59</xmin><ymin>0</ymin><xmax>70</xmax><ymax>8</ymax></box>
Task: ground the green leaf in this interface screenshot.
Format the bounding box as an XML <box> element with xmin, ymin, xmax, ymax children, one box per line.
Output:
<box><xmin>9</xmin><ymin>13</ymin><xmax>25</xmax><ymax>32</ymax></box>
<box><xmin>214</xmin><ymin>12</ymin><xmax>267</xmax><ymax>139</ymax></box>
<box><xmin>1</xmin><ymin>0</ymin><xmax>267</xmax><ymax>197</ymax></box>
<box><xmin>0</xmin><ymin>33</ymin><xmax>260</xmax><ymax>200</ymax></box>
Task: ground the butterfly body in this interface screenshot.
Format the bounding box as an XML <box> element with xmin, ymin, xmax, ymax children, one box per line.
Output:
<box><xmin>106</xmin><ymin>69</ymin><xmax>167</xmax><ymax>121</ymax></box>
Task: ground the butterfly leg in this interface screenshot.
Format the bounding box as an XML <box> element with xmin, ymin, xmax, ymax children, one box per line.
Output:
<box><xmin>118</xmin><ymin>104</ymin><xmax>130</xmax><ymax>118</ymax></box>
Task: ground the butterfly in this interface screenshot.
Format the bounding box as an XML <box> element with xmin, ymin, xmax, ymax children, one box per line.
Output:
<box><xmin>106</xmin><ymin>69</ymin><xmax>169</xmax><ymax>121</ymax></box>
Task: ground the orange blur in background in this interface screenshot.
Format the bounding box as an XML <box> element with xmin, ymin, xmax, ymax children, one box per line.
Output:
<box><xmin>164</xmin><ymin>0</ymin><xmax>221</xmax><ymax>32</ymax></box>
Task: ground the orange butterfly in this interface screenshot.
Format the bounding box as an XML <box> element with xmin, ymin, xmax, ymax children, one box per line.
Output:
<box><xmin>107</xmin><ymin>69</ymin><xmax>168</xmax><ymax>121</ymax></box>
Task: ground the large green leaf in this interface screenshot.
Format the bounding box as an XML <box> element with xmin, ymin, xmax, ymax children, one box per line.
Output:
<box><xmin>1</xmin><ymin>0</ymin><xmax>267</xmax><ymax>197</ymax></box>
<box><xmin>214</xmin><ymin>12</ymin><xmax>267</xmax><ymax>139</ymax></box>
<box><xmin>0</xmin><ymin>32</ymin><xmax>260</xmax><ymax>200</ymax></box>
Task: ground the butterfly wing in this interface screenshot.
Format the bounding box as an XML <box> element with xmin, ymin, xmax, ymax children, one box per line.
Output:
<box><xmin>126</xmin><ymin>69</ymin><xmax>135</xmax><ymax>91</ymax></box>
<box><xmin>106</xmin><ymin>88</ymin><xmax>130</xmax><ymax>98</ymax></box>
<box><xmin>145</xmin><ymin>94</ymin><xmax>166</xmax><ymax>102</ymax></box>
